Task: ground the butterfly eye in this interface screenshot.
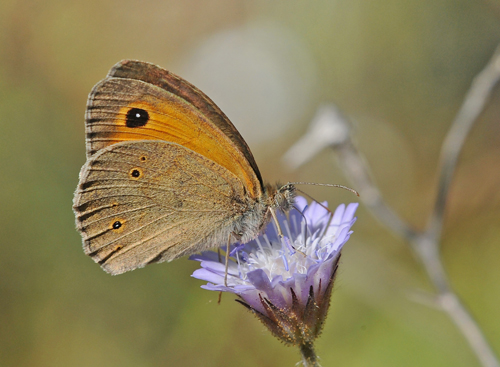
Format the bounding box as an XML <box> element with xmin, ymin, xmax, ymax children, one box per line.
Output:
<box><xmin>112</xmin><ymin>220</ymin><xmax>122</xmax><ymax>229</ymax></box>
<box><xmin>129</xmin><ymin>167</ymin><xmax>143</xmax><ymax>179</ymax></box>
<box><xmin>126</xmin><ymin>108</ymin><xmax>149</xmax><ymax>127</ymax></box>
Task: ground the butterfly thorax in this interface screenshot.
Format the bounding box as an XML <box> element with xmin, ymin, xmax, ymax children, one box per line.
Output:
<box><xmin>232</xmin><ymin>183</ymin><xmax>295</xmax><ymax>244</ymax></box>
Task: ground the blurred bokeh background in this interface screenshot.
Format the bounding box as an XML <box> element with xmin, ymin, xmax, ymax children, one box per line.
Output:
<box><xmin>1</xmin><ymin>0</ymin><xmax>500</xmax><ymax>366</ymax></box>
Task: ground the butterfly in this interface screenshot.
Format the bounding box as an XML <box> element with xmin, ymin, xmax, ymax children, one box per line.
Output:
<box><xmin>73</xmin><ymin>60</ymin><xmax>296</xmax><ymax>275</ymax></box>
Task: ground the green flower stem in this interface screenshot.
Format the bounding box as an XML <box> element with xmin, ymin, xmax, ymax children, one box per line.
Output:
<box><xmin>300</xmin><ymin>341</ymin><xmax>318</xmax><ymax>367</ymax></box>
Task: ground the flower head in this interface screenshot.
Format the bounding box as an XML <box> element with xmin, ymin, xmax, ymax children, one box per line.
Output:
<box><xmin>190</xmin><ymin>197</ymin><xmax>358</xmax><ymax>347</ymax></box>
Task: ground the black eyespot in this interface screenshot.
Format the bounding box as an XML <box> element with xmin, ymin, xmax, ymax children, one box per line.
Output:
<box><xmin>140</xmin><ymin>156</ymin><xmax>146</xmax><ymax>161</ymax></box>
<box><xmin>126</xmin><ymin>108</ymin><xmax>149</xmax><ymax>128</ymax></box>
<box><xmin>112</xmin><ymin>221</ymin><xmax>122</xmax><ymax>229</ymax></box>
<box><xmin>129</xmin><ymin>167</ymin><xmax>143</xmax><ymax>179</ymax></box>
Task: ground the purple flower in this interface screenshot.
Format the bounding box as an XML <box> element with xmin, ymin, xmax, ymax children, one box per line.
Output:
<box><xmin>190</xmin><ymin>197</ymin><xmax>358</xmax><ymax>348</ymax></box>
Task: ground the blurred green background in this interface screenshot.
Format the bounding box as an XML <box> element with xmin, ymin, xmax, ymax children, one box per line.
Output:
<box><xmin>1</xmin><ymin>0</ymin><xmax>500</xmax><ymax>366</ymax></box>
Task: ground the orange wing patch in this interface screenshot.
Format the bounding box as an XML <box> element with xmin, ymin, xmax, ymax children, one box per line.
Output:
<box><xmin>86</xmin><ymin>79</ymin><xmax>261</xmax><ymax>198</ymax></box>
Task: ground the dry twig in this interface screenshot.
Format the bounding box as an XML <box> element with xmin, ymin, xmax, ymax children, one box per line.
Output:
<box><xmin>284</xmin><ymin>44</ymin><xmax>500</xmax><ymax>367</ymax></box>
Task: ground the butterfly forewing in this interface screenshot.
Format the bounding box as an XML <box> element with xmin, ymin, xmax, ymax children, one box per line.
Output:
<box><xmin>86</xmin><ymin>60</ymin><xmax>262</xmax><ymax>198</ymax></box>
<box><xmin>108</xmin><ymin>60</ymin><xmax>262</xmax><ymax>185</ymax></box>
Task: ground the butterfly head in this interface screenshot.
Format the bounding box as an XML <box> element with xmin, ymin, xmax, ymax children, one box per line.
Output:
<box><xmin>265</xmin><ymin>182</ymin><xmax>296</xmax><ymax>213</ymax></box>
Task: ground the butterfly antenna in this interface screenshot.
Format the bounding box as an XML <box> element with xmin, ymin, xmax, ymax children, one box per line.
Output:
<box><xmin>290</xmin><ymin>182</ymin><xmax>360</xmax><ymax>197</ymax></box>
<box><xmin>295</xmin><ymin>188</ymin><xmax>332</xmax><ymax>213</ymax></box>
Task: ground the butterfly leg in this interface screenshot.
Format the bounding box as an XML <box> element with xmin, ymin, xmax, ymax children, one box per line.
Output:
<box><xmin>223</xmin><ymin>234</ymin><xmax>231</xmax><ymax>287</ymax></box>
<box><xmin>217</xmin><ymin>234</ymin><xmax>233</xmax><ymax>305</ymax></box>
<box><xmin>270</xmin><ymin>207</ymin><xmax>306</xmax><ymax>256</ymax></box>
<box><xmin>269</xmin><ymin>207</ymin><xmax>284</xmax><ymax>238</ymax></box>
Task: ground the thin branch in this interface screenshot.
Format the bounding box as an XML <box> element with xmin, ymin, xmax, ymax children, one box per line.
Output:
<box><xmin>283</xmin><ymin>44</ymin><xmax>500</xmax><ymax>367</ymax></box>
<box><xmin>427</xmin><ymin>43</ymin><xmax>500</xmax><ymax>244</ymax></box>
<box><xmin>421</xmin><ymin>43</ymin><xmax>500</xmax><ymax>367</ymax></box>
<box><xmin>336</xmin><ymin>140</ymin><xmax>419</xmax><ymax>242</ymax></box>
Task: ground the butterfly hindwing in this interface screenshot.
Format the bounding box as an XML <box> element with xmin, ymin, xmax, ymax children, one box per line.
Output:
<box><xmin>73</xmin><ymin>140</ymin><xmax>249</xmax><ymax>275</ymax></box>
